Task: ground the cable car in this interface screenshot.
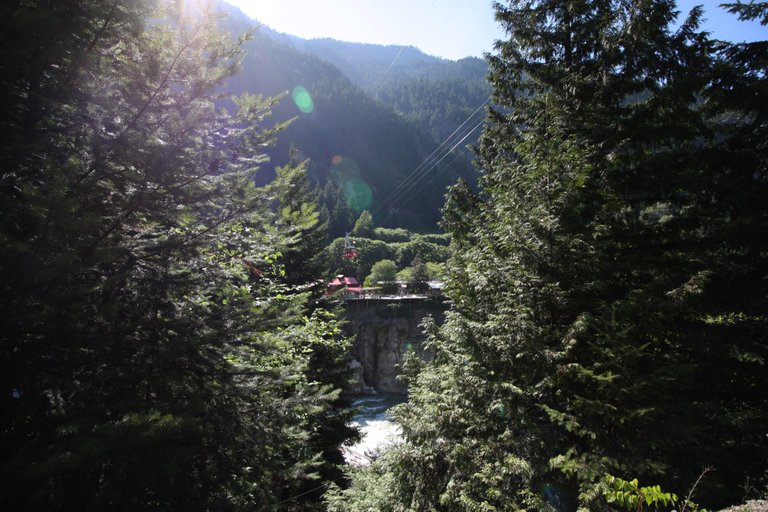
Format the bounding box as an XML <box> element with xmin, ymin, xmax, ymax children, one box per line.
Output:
<box><xmin>342</xmin><ymin>232</ymin><xmax>358</xmax><ymax>260</ymax></box>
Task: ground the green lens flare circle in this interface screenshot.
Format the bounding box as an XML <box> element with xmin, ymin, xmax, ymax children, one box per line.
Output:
<box><xmin>342</xmin><ymin>179</ymin><xmax>373</xmax><ymax>213</ymax></box>
<box><xmin>291</xmin><ymin>86</ymin><xmax>314</xmax><ymax>113</ymax></box>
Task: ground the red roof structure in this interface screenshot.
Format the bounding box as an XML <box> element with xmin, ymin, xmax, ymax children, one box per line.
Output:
<box><xmin>327</xmin><ymin>275</ymin><xmax>361</xmax><ymax>296</ymax></box>
<box><xmin>328</xmin><ymin>275</ymin><xmax>360</xmax><ymax>287</ymax></box>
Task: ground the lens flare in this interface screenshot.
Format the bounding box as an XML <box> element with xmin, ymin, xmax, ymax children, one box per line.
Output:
<box><xmin>491</xmin><ymin>402</ymin><xmax>507</xmax><ymax>417</ymax></box>
<box><xmin>540</xmin><ymin>483</ymin><xmax>565</xmax><ymax>509</ymax></box>
<box><xmin>342</xmin><ymin>179</ymin><xmax>373</xmax><ymax>212</ymax></box>
<box><xmin>330</xmin><ymin>155</ymin><xmax>359</xmax><ymax>183</ymax></box>
<box><xmin>291</xmin><ymin>86</ymin><xmax>314</xmax><ymax>113</ymax></box>
<box><xmin>330</xmin><ymin>155</ymin><xmax>373</xmax><ymax>212</ymax></box>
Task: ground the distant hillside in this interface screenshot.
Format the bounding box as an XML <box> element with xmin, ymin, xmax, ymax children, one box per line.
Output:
<box><xmin>215</xmin><ymin>2</ymin><xmax>482</xmax><ymax>232</ymax></box>
<box><xmin>288</xmin><ymin>38</ymin><xmax>452</xmax><ymax>86</ymax></box>
<box><xmin>288</xmin><ymin>38</ymin><xmax>492</xmax><ymax>141</ymax></box>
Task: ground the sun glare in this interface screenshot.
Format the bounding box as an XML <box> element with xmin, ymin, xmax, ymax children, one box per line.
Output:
<box><xmin>225</xmin><ymin>0</ymin><xmax>280</xmax><ymax>29</ymax></box>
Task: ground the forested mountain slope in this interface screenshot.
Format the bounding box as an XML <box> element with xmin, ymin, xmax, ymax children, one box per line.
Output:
<box><xmin>216</xmin><ymin>3</ymin><xmax>481</xmax><ymax>232</ymax></box>
<box><xmin>288</xmin><ymin>37</ymin><xmax>492</xmax><ymax>141</ymax></box>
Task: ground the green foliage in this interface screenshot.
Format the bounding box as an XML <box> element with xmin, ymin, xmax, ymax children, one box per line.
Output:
<box><xmin>399</xmin><ymin>260</ymin><xmax>443</xmax><ymax>283</ymax></box>
<box><xmin>323</xmin><ymin>236</ymin><xmax>397</xmax><ymax>280</ymax></box>
<box><xmin>426</xmin><ymin>261</ymin><xmax>445</xmax><ymax>280</ymax></box>
<box><xmin>0</xmin><ymin>2</ymin><xmax>353</xmax><ymax>510</ymax></box>
<box><xmin>325</xmin><ymin>454</ymin><xmax>404</xmax><ymax>512</ymax></box>
<box><xmin>722</xmin><ymin>1</ymin><xmax>768</xmax><ymax>24</ymax></box>
<box><xmin>364</xmin><ymin>259</ymin><xmax>398</xmax><ymax>291</ymax></box>
<box><xmin>333</xmin><ymin>0</ymin><xmax>768</xmax><ymax>510</ymax></box>
<box><xmin>395</xmin><ymin>267</ymin><xmax>413</xmax><ymax>282</ymax></box>
<box><xmin>420</xmin><ymin>233</ymin><xmax>452</xmax><ymax>246</ymax></box>
<box><xmin>602</xmin><ymin>473</ymin><xmax>711</xmax><ymax>512</ymax></box>
<box><xmin>394</xmin><ymin>235</ymin><xmax>450</xmax><ymax>268</ymax></box>
<box><xmin>351</xmin><ymin>210</ymin><xmax>375</xmax><ymax>238</ymax></box>
<box><xmin>321</xmin><ymin>229</ymin><xmax>451</xmax><ymax>284</ymax></box>
<box><xmin>273</xmin><ymin>153</ymin><xmax>328</xmax><ymax>285</ymax></box>
<box><xmin>407</xmin><ymin>255</ymin><xmax>430</xmax><ymax>292</ymax></box>
<box><xmin>377</xmin><ymin>74</ymin><xmax>490</xmax><ymax>142</ymax></box>
<box><xmin>604</xmin><ymin>475</ymin><xmax>679</xmax><ymax>511</ymax></box>
<box><xmin>374</xmin><ymin>227</ymin><xmax>412</xmax><ymax>243</ymax></box>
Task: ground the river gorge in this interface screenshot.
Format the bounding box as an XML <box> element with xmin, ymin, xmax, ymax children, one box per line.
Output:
<box><xmin>341</xmin><ymin>297</ymin><xmax>445</xmax><ymax>463</ymax></box>
<box><xmin>344</xmin><ymin>296</ymin><xmax>445</xmax><ymax>394</ymax></box>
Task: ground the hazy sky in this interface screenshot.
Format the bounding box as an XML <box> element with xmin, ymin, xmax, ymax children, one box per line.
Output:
<box><xmin>224</xmin><ymin>0</ymin><xmax>765</xmax><ymax>61</ymax></box>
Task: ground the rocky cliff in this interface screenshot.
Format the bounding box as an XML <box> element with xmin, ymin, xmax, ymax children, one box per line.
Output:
<box><xmin>344</xmin><ymin>298</ymin><xmax>445</xmax><ymax>394</ymax></box>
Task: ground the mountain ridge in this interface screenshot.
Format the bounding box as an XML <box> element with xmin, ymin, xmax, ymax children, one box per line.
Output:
<box><xmin>215</xmin><ymin>1</ymin><xmax>487</xmax><ymax>232</ymax></box>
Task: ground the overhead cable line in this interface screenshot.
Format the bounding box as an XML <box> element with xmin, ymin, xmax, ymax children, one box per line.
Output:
<box><xmin>375</xmin><ymin>103</ymin><xmax>490</xmax><ymax>213</ymax></box>
<box><xmin>379</xmin><ymin>117</ymin><xmax>485</xmax><ymax>218</ymax></box>
<box><xmin>372</xmin><ymin>98</ymin><xmax>489</xmax><ymax>217</ymax></box>
<box><xmin>375</xmin><ymin>116</ymin><xmax>484</xmax><ymax>215</ymax></box>
<box><xmin>373</xmin><ymin>107</ymin><xmax>486</xmax><ymax>216</ymax></box>
<box><xmin>381</xmin><ymin>152</ymin><xmax>462</xmax><ymax>223</ymax></box>
<box><xmin>382</xmin><ymin>0</ymin><xmax>439</xmax><ymax>77</ymax></box>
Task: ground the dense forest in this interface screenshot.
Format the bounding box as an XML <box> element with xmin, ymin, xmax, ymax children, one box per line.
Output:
<box><xmin>285</xmin><ymin>37</ymin><xmax>491</xmax><ymax>142</ymax></box>
<box><xmin>1</xmin><ymin>0</ymin><xmax>766</xmax><ymax>511</ymax></box>
<box><xmin>0</xmin><ymin>1</ymin><xmax>355</xmax><ymax>510</ymax></box>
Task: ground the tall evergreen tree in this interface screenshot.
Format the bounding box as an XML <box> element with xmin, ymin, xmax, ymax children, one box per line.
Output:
<box><xmin>0</xmin><ymin>1</ymin><xmax>351</xmax><ymax>510</ymax></box>
<box><xmin>273</xmin><ymin>153</ymin><xmax>328</xmax><ymax>285</ymax></box>
<box><xmin>351</xmin><ymin>210</ymin><xmax>375</xmax><ymax>238</ymax></box>
<box><xmin>407</xmin><ymin>254</ymin><xmax>429</xmax><ymax>293</ymax></box>
<box><xmin>321</xmin><ymin>181</ymin><xmax>356</xmax><ymax>239</ymax></box>
<box><xmin>329</xmin><ymin>1</ymin><xmax>767</xmax><ymax>510</ymax></box>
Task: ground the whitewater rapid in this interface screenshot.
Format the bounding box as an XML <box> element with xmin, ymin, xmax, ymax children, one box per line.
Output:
<box><xmin>343</xmin><ymin>393</ymin><xmax>405</xmax><ymax>465</ymax></box>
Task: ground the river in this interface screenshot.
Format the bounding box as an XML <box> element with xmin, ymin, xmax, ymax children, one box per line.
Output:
<box><xmin>343</xmin><ymin>393</ymin><xmax>406</xmax><ymax>465</ymax></box>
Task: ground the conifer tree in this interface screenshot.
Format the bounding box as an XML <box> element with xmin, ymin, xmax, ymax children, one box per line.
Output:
<box><xmin>351</xmin><ymin>210</ymin><xmax>375</xmax><ymax>238</ymax></box>
<box><xmin>329</xmin><ymin>1</ymin><xmax>767</xmax><ymax>510</ymax></box>
<box><xmin>273</xmin><ymin>154</ymin><xmax>328</xmax><ymax>285</ymax></box>
<box><xmin>407</xmin><ymin>254</ymin><xmax>429</xmax><ymax>293</ymax></box>
<box><xmin>0</xmin><ymin>1</ymin><xmax>352</xmax><ymax>510</ymax></box>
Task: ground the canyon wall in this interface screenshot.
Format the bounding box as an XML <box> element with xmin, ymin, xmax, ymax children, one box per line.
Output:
<box><xmin>344</xmin><ymin>298</ymin><xmax>445</xmax><ymax>394</ymax></box>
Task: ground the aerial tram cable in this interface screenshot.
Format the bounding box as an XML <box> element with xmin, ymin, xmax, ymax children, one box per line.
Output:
<box><xmin>372</xmin><ymin>98</ymin><xmax>489</xmax><ymax>217</ymax></box>
<box><xmin>374</xmin><ymin>113</ymin><xmax>486</xmax><ymax>217</ymax></box>
<box><xmin>380</xmin><ymin>117</ymin><xmax>484</xmax><ymax>212</ymax></box>
<box><xmin>373</xmin><ymin>117</ymin><xmax>482</xmax><ymax>217</ymax></box>
<box><xmin>379</xmin><ymin>117</ymin><xmax>485</xmax><ymax>217</ymax></box>
<box><xmin>380</xmin><ymin>149</ymin><xmax>460</xmax><ymax>223</ymax></box>
<box><xmin>372</xmin><ymin>98</ymin><xmax>488</xmax><ymax>214</ymax></box>
<box><xmin>380</xmin><ymin>0</ymin><xmax>439</xmax><ymax>78</ymax></box>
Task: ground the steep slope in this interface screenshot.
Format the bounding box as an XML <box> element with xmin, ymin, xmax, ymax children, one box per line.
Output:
<box><xmin>289</xmin><ymin>37</ymin><xmax>492</xmax><ymax>141</ymax></box>
<box><xmin>216</xmin><ymin>4</ymin><xmax>478</xmax><ymax>231</ymax></box>
<box><xmin>288</xmin><ymin>38</ymin><xmax>451</xmax><ymax>87</ymax></box>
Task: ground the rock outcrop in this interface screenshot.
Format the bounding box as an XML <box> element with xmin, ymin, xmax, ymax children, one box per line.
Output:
<box><xmin>344</xmin><ymin>298</ymin><xmax>444</xmax><ymax>394</ymax></box>
<box><xmin>719</xmin><ymin>501</ymin><xmax>768</xmax><ymax>512</ymax></box>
